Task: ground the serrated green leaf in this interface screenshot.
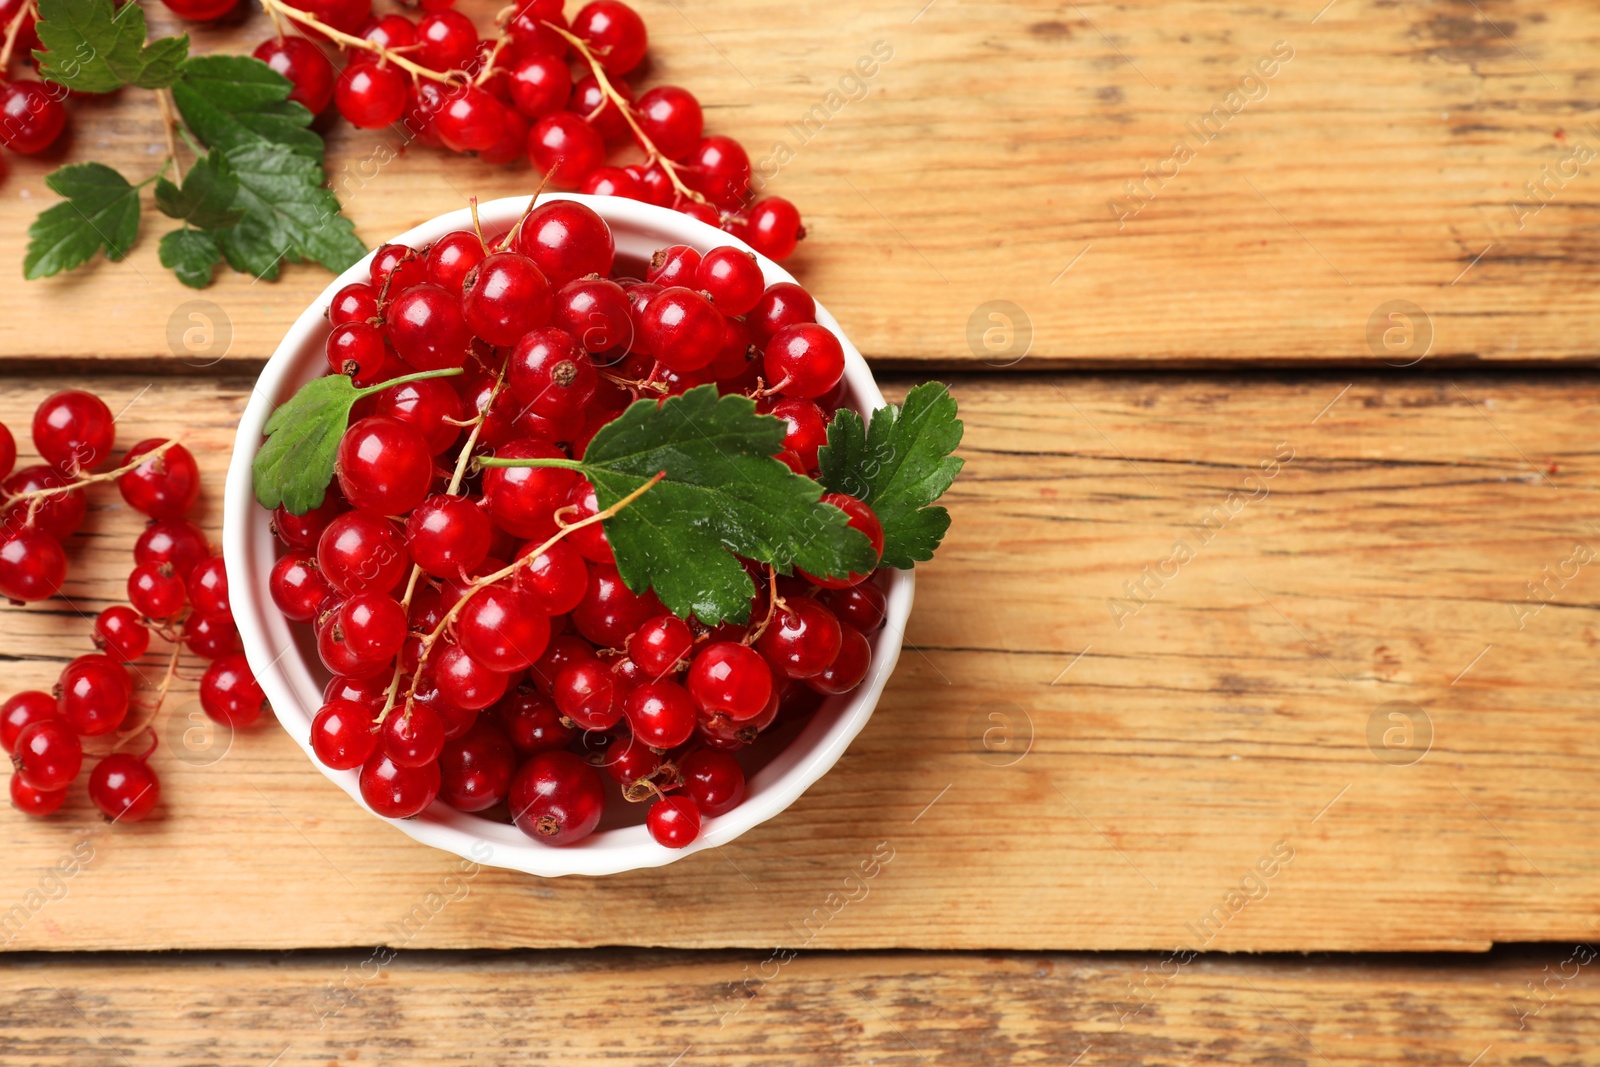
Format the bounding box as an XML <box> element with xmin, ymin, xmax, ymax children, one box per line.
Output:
<box><xmin>155</xmin><ymin>154</ymin><xmax>243</xmax><ymax>230</ymax></box>
<box><xmin>215</xmin><ymin>142</ymin><xmax>366</xmax><ymax>280</ymax></box>
<box><xmin>493</xmin><ymin>385</ymin><xmax>879</xmax><ymax>626</ymax></box>
<box><xmin>819</xmin><ymin>382</ymin><xmax>964</xmax><ymax>569</ymax></box>
<box><xmin>171</xmin><ymin>54</ymin><xmax>322</xmax><ymax>159</ymax></box>
<box><xmin>24</xmin><ymin>163</ymin><xmax>142</xmax><ymax>279</ymax></box>
<box><xmin>159</xmin><ymin>228</ymin><xmax>221</xmax><ymax>289</ymax></box>
<box><xmin>254</xmin><ymin>368</ymin><xmax>465</xmax><ymax>514</ymax></box>
<box><xmin>32</xmin><ymin>0</ymin><xmax>187</xmax><ymax>93</ymax></box>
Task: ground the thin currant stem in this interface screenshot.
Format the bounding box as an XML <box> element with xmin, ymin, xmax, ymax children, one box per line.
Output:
<box><xmin>155</xmin><ymin>89</ymin><xmax>185</xmax><ymax>185</ymax></box>
<box><xmin>0</xmin><ymin>0</ymin><xmax>36</xmax><ymax>71</ymax></box>
<box><xmin>390</xmin><ymin>472</ymin><xmax>665</xmax><ymax>719</ymax></box>
<box><xmin>473</xmin><ymin>33</ymin><xmax>513</xmax><ymax>87</ymax></box>
<box><xmin>744</xmin><ymin>565</ymin><xmax>782</xmax><ymax>645</ymax></box>
<box><xmin>476</xmin><ymin>455</ymin><xmax>587</xmax><ymax>471</ymax></box>
<box><xmin>0</xmin><ymin>439</ymin><xmax>183</xmax><ymax>513</ymax></box>
<box><xmin>540</xmin><ymin>20</ymin><xmax>709</xmax><ymax>205</ymax></box>
<box><xmin>258</xmin><ymin>0</ymin><xmax>467</xmax><ymax>85</ymax></box>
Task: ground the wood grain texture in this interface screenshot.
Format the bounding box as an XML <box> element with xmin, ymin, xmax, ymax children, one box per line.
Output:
<box><xmin>0</xmin><ymin>0</ymin><xmax>1596</xmax><ymax>367</ymax></box>
<box><xmin>4</xmin><ymin>372</ymin><xmax>1600</xmax><ymax>953</ymax></box>
<box><xmin>4</xmin><ymin>947</ymin><xmax>1600</xmax><ymax>1065</ymax></box>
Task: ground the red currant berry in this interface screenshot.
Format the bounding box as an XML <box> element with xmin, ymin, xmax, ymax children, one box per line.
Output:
<box><xmin>529</xmin><ymin>633</ymin><xmax>596</xmax><ymax>695</ymax></box>
<box><xmin>569</xmin><ymin>73</ymin><xmax>634</xmax><ymax>143</ymax></box>
<box><xmin>553</xmin><ymin>658</ymin><xmax>623</xmax><ymax>730</ymax></box>
<box><xmin>647</xmin><ymin>244</ymin><xmax>700</xmax><ymax>288</ymax></box>
<box><xmin>676</xmin><ymin>199</ymin><xmax>721</xmax><ymax>227</ymax></box>
<box><xmin>335</xmin><ymin>61</ymin><xmax>408</xmax><ymax>128</ymax></box>
<box><xmin>757</xmin><ymin>597</ymin><xmax>843</xmax><ymax>680</ymax></box>
<box><xmin>562</xmin><ymin>479</ymin><xmax>613</xmax><ymax>563</ymax></box>
<box><xmin>200</xmin><ymin>653</ymin><xmax>267</xmax><ymax>727</ymax></box>
<box><xmin>433</xmin><ymin>643</ymin><xmax>510</xmax><ymax>711</ymax></box>
<box><xmin>508</xmin><ymin>51</ymin><xmax>572</xmax><ymax>119</ymax></box>
<box><xmin>185</xmin><ymin>612</ymin><xmax>239</xmax><ymax>660</ymax></box>
<box><xmin>482</xmin><ymin>438</ymin><xmax>579</xmax><ymax>539</ymax></box>
<box><xmin>339</xmin><ymin>591</ymin><xmax>407</xmax><ymax>663</ymax></box>
<box><xmin>462</xmin><ymin>251</ymin><xmax>555</xmax><ymax>346</ymax></box>
<box><xmin>494</xmin><ymin>685</ymin><xmax>573</xmax><ymax>754</ymax></box>
<box><xmin>311</xmin><ymin>698</ymin><xmax>378</xmax><ymax>769</ymax></box>
<box><xmin>571</xmin><ymin>564</ymin><xmax>662</xmax><ymax>648</ymax></box>
<box><xmin>505</xmin><ymin>0</ymin><xmax>567</xmax><ymax>58</ymax></box>
<box><xmin>336</xmin><ymin>415</ymin><xmax>435</xmax><ymax>517</ymax></box>
<box><xmin>385</xmin><ymin>283</ymin><xmax>472</xmax><ymax>371</ymax></box>
<box><xmin>327</xmin><ymin>322</ymin><xmax>388</xmax><ymax>386</ymax></box>
<box><xmin>371</xmin><ymin>243</ymin><xmax>427</xmax><ymax>292</ymax></box>
<box><xmin>10</xmin><ymin>773</ymin><xmax>66</xmax><ymax>817</ymax></box>
<box><xmin>512</xmin><ymin>199</ymin><xmax>614</xmax><ymax>287</ymax></box>
<box><xmin>360</xmin><ymin>750</ymin><xmax>440</xmax><ymax>818</ymax></box>
<box><xmin>696</xmin><ymin>246</ymin><xmax>765</xmax><ymax>316</ymax></box>
<box><xmin>435</xmin><ymin>85</ymin><xmax>510</xmax><ymax>153</ymax></box>
<box><xmin>745</xmin><ymin>197</ymin><xmax>806</xmax><ymax>261</ymax></box>
<box><xmin>403</xmin><ymin>80</ymin><xmax>448</xmax><ymax>147</ymax></box>
<box><xmin>762</xmin><ymin>398</ymin><xmax>827</xmax><ymax>470</ymax></box>
<box><xmin>647</xmin><ymin>795</ymin><xmax>701</xmax><ymax>848</ymax></box>
<box><xmin>508</xmin><ymin>327</ymin><xmax>599</xmax><ymax>419</ymax></box>
<box><xmin>687</xmin><ymin>641</ymin><xmax>772</xmax><ymax>721</ymax></box>
<box><xmin>270</xmin><ymin>491</ymin><xmax>344</xmax><ymax>551</ymax></box>
<box><xmin>11</xmin><ymin>718</ymin><xmax>80</xmax><ymax>792</ymax></box>
<box><xmin>515</xmin><ymin>539</ymin><xmax>588</xmax><ymax>615</ymax></box>
<box><xmin>0</xmin><ymin>80</ymin><xmax>67</xmax><ymax>155</ymax></box>
<box><xmin>269</xmin><ymin>553</ymin><xmax>330</xmax><ymax>622</ymax></box>
<box><xmin>557</xmin><ymin>278</ymin><xmax>633</xmax><ymax>360</ymax></box>
<box><xmin>679</xmin><ymin>747</ymin><xmax>745</xmax><ymax>816</ymax></box>
<box><xmin>1</xmin><ymin>691</ymin><xmax>58</xmax><ymax>753</ymax></box>
<box><xmin>2</xmin><ymin>466</ymin><xmax>85</xmax><ymax>540</ymax></box>
<box><xmin>414</xmin><ymin>9</ymin><xmax>477</xmax><ymax>71</ymax></box>
<box><xmin>330</xmin><ymin>282</ymin><xmax>381</xmax><ymax>327</ymax></box>
<box><xmin>528</xmin><ymin>111</ymin><xmax>606</xmax><ymax>188</ymax></box>
<box><xmin>632</xmin><ymin>162</ymin><xmax>675</xmax><ymax>206</ymax></box>
<box><xmin>509</xmin><ymin>749</ymin><xmax>604</xmax><ymax>844</ymax></box>
<box><xmin>94</xmin><ymin>606</ymin><xmax>150</xmax><ymax>662</ymax></box>
<box><xmin>87</xmin><ymin>752</ymin><xmax>160</xmax><ymax>821</ymax></box>
<box><xmin>580</xmin><ymin>165</ymin><xmax>644</xmax><ymax>200</ymax></box>
<box><xmin>601</xmin><ymin>729</ymin><xmax>662</xmax><ymax>786</ymax></box>
<box><xmin>623</xmin><ymin>679</ymin><xmax>696</xmax><ymax>749</ymax></box>
<box><xmin>325</xmin><ymin>675</ymin><xmax>391</xmax><ymax>714</ymax></box>
<box><xmin>57</xmin><ymin>654</ymin><xmax>131</xmax><ymax>737</ymax></box>
<box><xmin>405</xmin><ymin>493</ymin><xmax>491</xmax><ymax>579</ymax></box>
<box><xmin>372</xmin><ymin>376</ymin><xmax>464</xmax><ymax>455</ymax></box>
<box><xmin>0</xmin><ymin>422</ymin><xmax>14</xmax><ymax>481</ymax></box>
<box><xmin>821</xmin><ymin>580</ymin><xmax>886</xmax><ymax>632</ymax></box>
<box><xmin>804</xmin><ymin>493</ymin><xmax>884</xmax><ymax>588</ymax></box>
<box><xmin>162</xmin><ymin>0</ymin><xmax>239</xmax><ymax>18</ymax></box>
<box><xmin>571</xmin><ymin>0</ymin><xmax>648</xmax><ymax>75</ymax></box>
<box><xmin>635</xmin><ymin>85</ymin><xmax>702</xmax><ymax>161</ymax></box>
<box><xmin>765</xmin><ymin>323</ymin><xmax>845</xmax><ymax>399</ymax></box>
<box><xmin>457</xmin><ymin>581</ymin><xmax>551</xmax><ymax>672</ymax></box>
<box><xmin>284</xmin><ymin>0</ymin><xmax>371</xmax><ymax>38</ymax></box>
<box><xmin>128</xmin><ymin>561</ymin><xmax>186</xmax><ymax>620</ymax></box>
<box><xmin>685</xmin><ymin>136</ymin><xmax>751</xmax><ymax>207</ymax></box>
<box><xmin>381</xmin><ymin>703</ymin><xmax>445</xmax><ymax>768</ymax></box>
<box><xmin>357</xmin><ymin>13</ymin><xmax>416</xmax><ymax>50</ymax></box>
<box><xmin>118</xmin><ymin>440</ymin><xmax>200</xmax><ymax>520</ymax></box>
<box><xmin>253</xmin><ymin>36</ymin><xmax>337</xmax><ymax>113</ymax></box>
<box><xmin>0</xmin><ymin>529</ymin><xmax>65</xmax><ymax>603</ymax></box>
<box><xmin>807</xmin><ymin>622</ymin><xmax>871</xmax><ymax>695</ymax></box>
<box><xmin>748</xmin><ymin>282</ymin><xmax>816</xmax><ymax>345</ymax></box>
<box><xmin>422</xmin><ymin>232</ymin><xmax>483</xmax><ymax>292</ymax></box>
<box><xmin>629</xmin><ymin>614</ymin><xmax>693</xmax><ymax>679</ymax></box>
<box><xmin>33</xmin><ymin>389</ymin><xmax>114</xmax><ymax>474</ymax></box>
<box><xmin>640</xmin><ymin>287</ymin><xmax>724</xmax><ymax>373</ymax></box>
<box><xmin>0</xmin><ymin>0</ymin><xmax>37</xmax><ymax>57</ymax></box>
<box><xmin>437</xmin><ymin>719</ymin><xmax>516</xmax><ymax>811</ymax></box>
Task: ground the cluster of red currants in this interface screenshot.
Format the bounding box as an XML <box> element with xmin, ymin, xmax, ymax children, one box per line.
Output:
<box><xmin>0</xmin><ymin>0</ymin><xmax>69</xmax><ymax>165</ymax></box>
<box><xmin>246</xmin><ymin>0</ymin><xmax>805</xmax><ymax>261</ymax></box>
<box><xmin>2</xmin><ymin>388</ymin><xmax>265</xmax><ymax>820</ymax></box>
<box><xmin>278</xmin><ymin>197</ymin><xmax>884</xmax><ymax>848</ymax></box>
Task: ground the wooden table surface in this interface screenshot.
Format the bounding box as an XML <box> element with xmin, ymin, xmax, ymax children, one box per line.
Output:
<box><xmin>5</xmin><ymin>0</ymin><xmax>1600</xmax><ymax>1062</ymax></box>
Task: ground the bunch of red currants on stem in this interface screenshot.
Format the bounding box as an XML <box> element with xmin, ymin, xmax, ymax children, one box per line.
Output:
<box><xmin>2</xmin><ymin>388</ymin><xmax>265</xmax><ymax>821</ymax></box>
<box><xmin>0</xmin><ymin>0</ymin><xmax>68</xmax><ymax>166</ymax></box>
<box><xmin>280</xmin><ymin>197</ymin><xmax>884</xmax><ymax>849</ymax></box>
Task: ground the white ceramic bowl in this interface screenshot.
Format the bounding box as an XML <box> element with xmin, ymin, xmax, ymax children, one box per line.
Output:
<box><xmin>224</xmin><ymin>194</ymin><xmax>912</xmax><ymax>877</ymax></box>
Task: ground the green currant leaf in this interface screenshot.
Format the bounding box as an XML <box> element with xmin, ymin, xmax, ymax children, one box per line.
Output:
<box><xmin>24</xmin><ymin>163</ymin><xmax>143</xmax><ymax>280</ymax></box>
<box><xmin>253</xmin><ymin>368</ymin><xmax>465</xmax><ymax>515</ymax></box>
<box><xmin>159</xmin><ymin>229</ymin><xmax>221</xmax><ymax>289</ymax></box>
<box><xmin>818</xmin><ymin>382</ymin><xmax>964</xmax><ymax>569</ymax></box>
<box><xmin>214</xmin><ymin>143</ymin><xmax>366</xmax><ymax>280</ymax></box>
<box><xmin>32</xmin><ymin>0</ymin><xmax>188</xmax><ymax>93</ymax></box>
<box><xmin>486</xmin><ymin>385</ymin><xmax>879</xmax><ymax>626</ymax></box>
<box><xmin>171</xmin><ymin>54</ymin><xmax>323</xmax><ymax>159</ymax></box>
<box><xmin>154</xmin><ymin>154</ymin><xmax>244</xmax><ymax>231</ymax></box>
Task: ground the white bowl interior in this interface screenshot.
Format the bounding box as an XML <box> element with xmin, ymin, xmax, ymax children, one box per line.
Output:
<box><xmin>223</xmin><ymin>194</ymin><xmax>913</xmax><ymax>877</ymax></box>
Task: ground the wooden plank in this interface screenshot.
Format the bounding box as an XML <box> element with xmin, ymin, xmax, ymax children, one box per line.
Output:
<box><xmin>1</xmin><ymin>0</ymin><xmax>1597</xmax><ymax>367</ymax></box>
<box><xmin>4</xmin><ymin>372</ymin><xmax>1600</xmax><ymax>952</ymax></box>
<box><xmin>4</xmin><ymin>948</ymin><xmax>1599</xmax><ymax>1064</ymax></box>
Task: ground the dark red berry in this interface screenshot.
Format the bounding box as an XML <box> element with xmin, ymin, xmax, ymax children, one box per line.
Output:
<box><xmin>647</xmin><ymin>795</ymin><xmax>702</xmax><ymax>848</ymax></box>
<box><xmin>509</xmin><ymin>750</ymin><xmax>604</xmax><ymax>844</ymax></box>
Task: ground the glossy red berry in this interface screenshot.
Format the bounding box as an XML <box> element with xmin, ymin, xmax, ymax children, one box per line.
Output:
<box><xmin>94</xmin><ymin>605</ymin><xmax>150</xmax><ymax>662</ymax></box>
<box><xmin>509</xmin><ymin>750</ymin><xmax>605</xmax><ymax>844</ymax></box>
<box><xmin>424</xmin><ymin>230</ymin><xmax>486</xmax><ymax>291</ymax></box>
<box><xmin>553</xmin><ymin>658</ymin><xmax>623</xmax><ymax>730</ymax></box>
<box><xmin>405</xmin><ymin>493</ymin><xmax>491</xmax><ymax>579</ymax></box>
<box><xmin>284</xmin><ymin>0</ymin><xmax>370</xmax><ymax>38</ymax></box>
<box><xmin>329</xmin><ymin>282</ymin><xmax>380</xmax><ymax>326</ymax></box>
<box><xmin>380</xmin><ymin>703</ymin><xmax>445</xmax><ymax>768</ymax></box>
<box><xmin>128</xmin><ymin>561</ymin><xmax>186</xmax><ymax>620</ymax></box>
<box><xmin>414</xmin><ymin>9</ymin><xmax>478</xmax><ymax>71</ymax></box>
<box><xmin>757</xmin><ymin>597</ymin><xmax>843</xmax><ymax>680</ymax></box>
<box><xmin>57</xmin><ymin>655</ymin><xmax>131</xmax><ymax>737</ymax></box>
<box><xmin>647</xmin><ymin>244</ymin><xmax>700</xmax><ymax>288</ymax></box>
<box><xmin>435</xmin><ymin>85</ymin><xmax>510</xmax><ymax>153</ymax></box>
<box><xmin>515</xmin><ymin>539</ymin><xmax>588</xmax><ymax>615</ymax></box>
<box><xmin>335</xmin><ymin>62</ymin><xmax>408</xmax><ymax>128</ymax></box>
<box><xmin>371</xmin><ymin>243</ymin><xmax>427</xmax><ymax>292</ymax></box>
<box><xmin>385</xmin><ymin>283</ymin><xmax>472</xmax><ymax>371</ymax></box>
<box><xmin>746</xmin><ymin>197</ymin><xmax>805</xmax><ymax>261</ymax></box>
<box><xmin>372</xmin><ymin>376</ymin><xmax>464</xmax><ymax>455</ymax></box>
<box><xmin>0</xmin><ymin>529</ymin><xmax>65</xmax><ymax>603</ymax></box>
<box><xmin>696</xmin><ymin>247</ymin><xmax>765</xmax><ymax>315</ymax></box>
<box><xmin>462</xmin><ymin>251</ymin><xmax>554</xmax><ymax>346</ymax></box>
<box><xmin>358</xmin><ymin>13</ymin><xmax>416</xmax><ymax>50</ymax></box>
<box><xmin>512</xmin><ymin>199</ymin><xmax>614</xmax><ymax>287</ymax></box>
<box><xmin>482</xmin><ymin>438</ymin><xmax>579</xmax><ymax>539</ymax></box>
<box><xmin>688</xmin><ymin>641</ymin><xmax>773</xmax><ymax>722</ymax></box>
<box><xmin>629</xmin><ymin>614</ymin><xmax>693</xmax><ymax>679</ymax></box>
<box><xmin>269</xmin><ymin>553</ymin><xmax>330</xmax><ymax>622</ymax></box>
<box><xmin>10</xmin><ymin>774</ymin><xmax>66</xmax><ymax>817</ymax></box>
<box><xmin>2</xmin><ymin>466</ymin><xmax>85</xmax><ymax>540</ymax></box>
<box><xmin>0</xmin><ymin>422</ymin><xmax>14</xmax><ymax>482</ymax></box>
<box><xmin>33</xmin><ymin>389</ymin><xmax>114</xmax><ymax>473</ymax></box>
<box><xmin>507</xmin><ymin>327</ymin><xmax>599</xmax><ymax>420</ymax></box>
<box><xmin>808</xmin><ymin>622</ymin><xmax>872</xmax><ymax>695</ymax></box>
<box><xmin>117</xmin><ymin>439</ymin><xmax>200</xmax><ymax>519</ymax></box>
<box><xmin>457</xmin><ymin>582</ymin><xmax>551</xmax><ymax>672</ymax></box>
<box><xmin>87</xmin><ymin>753</ymin><xmax>160</xmax><ymax>821</ymax></box>
<box><xmin>685</xmin><ymin>136</ymin><xmax>751</xmax><ymax>207</ymax></box>
<box><xmin>0</xmin><ymin>80</ymin><xmax>67</xmax><ymax>155</ymax></box>
<box><xmin>12</xmin><ymin>719</ymin><xmax>81</xmax><ymax>792</ymax></box>
<box><xmin>438</xmin><ymin>719</ymin><xmax>517</xmax><ymax>811</ymax></box>
<box><xmin>571</xmin><ymin>564</ymin><xmax>662</xmax><ymax>648</ymax></box>
<box><xmin>763</xmin><ymin>398</ymin><xmax>827</xmax><ymax>470</ymax></box>
<box><xmin>508</xmin><ymin>51</ymin><xmax>572</xmax><ymax>119</ymax></box>
<box><xmin>253</xmin><ymin>36</ymin><xmax>337</xmax><ymax>113</ymax></box>
<box><xmin>200</xmin><ymin>653</ymin><xmax>267</xmax><ymax>727</ymax></box>
<box><xmin>494</xmin><ymin>686</ymin><xmax>573</xmax><ymax>755</ymax></box>
<box><xmin>623</xmin><ymin>680</ymin><xmax>697</xmax><ymax>749</ymax></box>
<box><xmin>185</xmin><ymin>612</ymin><xmax>239</xmax><ymax>660</ymax></box>
<box><xmin>765</xmin><ymin>323</ymin><xmax>845</xmax><ymax>399</ymax></box>
<box><xmin>647</xmin><ymin>795</ymin><xmax>701</xmax><ymax>848</ymax></box>
<box><xmin>1</xmin><ymin>691</ymin><xmax>58</xmax><ymax>753</ymax></box>
<box><xmin>311</xmin><ymin>698</ymin><xmax>378</xmax><ymax>769</ymax></box>
<box><xmin>360</xmin><ymin>751</ymin><xmax>440</xmax><ymax>818</ymax></box>
<box><xmin>640</xmin><ymin>287</ymin><xmax>724</xmax><ymax>373</ymax></box>
<box><xmin>327</xmin><ymin>322</ymin><xmax>387</xmax><ymax>386</ymax></box>
<box><xmin>821</xmin><ymin>580</ymin><xmax>886</xmax><ymax>632</ymax></box>
<box><xmin>528</xmin><ymin>111</ymin><xmax>606</xmax><ymax>188</ymax></box>
<box><xmin>680</xmin><ymin>747</ymin><xmax>745</xmax><ymax>816</ymax></box>
<box><xmin>161</xmin><ymin>0</ymin><xmax>239</xmax><ymax>18</ymax></box>
<box><xmin>804</xmin><ymin>493</ymin><xmax>884</xmax><ymax>588</ymax></box>
<box><xmin>748</xmin><ymin>282</ymin><xmax>816</xmax><ymax>345</ymax></box>
<box><xmin>339</xmin><ymin>590</ymin><xmax>407</xmax><ymax>663</ymax></box>
<box><xmin>569</xmin><ymin>73</ymin><xmax>634</xmax><ymax>142</ymax></box>
<box><xmin>635</xmin><ymin>85</ymin><xmax>702</xmax><ymax>161</ymax></box>
<box><xmin>433</xmin><ymin>643</ymin><xmax>510</xmax><ymax>711</ymax></box>
<box><xmin>336</xmin><ymin>415</ymin><xmax>435</xmax><ymax>517</ymax></box>
<box><xmin>580</xmin><ymin>165</ymin><xmax>644</xmax><ymax>200</ymax></box>
<box><xmin>571</xmin><ymin>0</ymin><xmax>648</xmax><ymax>75</ymax></box>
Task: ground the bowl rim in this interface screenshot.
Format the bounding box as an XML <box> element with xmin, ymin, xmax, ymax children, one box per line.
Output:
<box><xmin>222</xmin><ymin>192</ymin><xmax>913</xmax><ymax>877</ymax></box>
